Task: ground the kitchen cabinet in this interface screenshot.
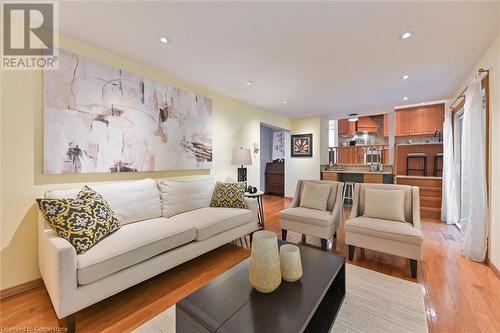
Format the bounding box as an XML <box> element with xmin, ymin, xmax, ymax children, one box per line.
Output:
<box><xmin>395</xmin><ymin>103</ymin><xmax>444</xmax><ymax>136</ymax></box>
<box><xmin>409</xmin><ymin>106</ymin><xmax>439</xmax><ymax>135</ymax></box>
<box><xmin>364</xmin><ymin>174</ymin><xmax>384</xmax><ymax>184</ymax></box>
<box><xmin>348</xmin><ymin>121</ymin><xmax>356</xmax><ymax>136</ymax></box>
<box><xmin>338</xmin><ymin>119</ymin><xmax>356</xmax><ymax>137</ymax></box>
<box><xmin>338</xmin><ymin>119</ymin><xmax>349</xmax><ymax>137</ymax></box>
<box><xmin>383</xmin><ymin>113</ymin><xmax>389</xmax><ymax>136</ymax></box>
<box><xmin>436</xmin><ymin>106</ymin><xmax>444</xmax><ymax>132</ymax></box>
<box><xmin>321</xmin><ymin>172</ymin><xmax>338</xmax><ymax>181</ymax></box>
<box><xmin>395</xmin><ymin>110</ymin><xmax>411</xmax><ymax>136</ymax></box>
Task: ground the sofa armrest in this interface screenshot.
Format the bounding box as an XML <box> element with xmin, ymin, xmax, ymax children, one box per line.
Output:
<box><xmin>289</xmin><ymin>180</ymin><xmax>303</xmax><ymax>208</ymax></box>
<box><xmin>349</xmin><ymin>183</ymin><xmax>361</xmax><ymax>219</ymax></box>
<box><xmin>244</xmin><ymin>197</ymin><xmax>259</xmax><ymax>222</ymax></box>
<box><xmin>411</xmin><ymin>186</ymin><xmax>422</xmax><ymax>230</ymax></box>
<box><xmin>330</xmin><ymin>183</ymin><xmax>344</xmax><ymax>230</ymax></box>
<box><xmin>38</xmin><ymin>213</ymin><xmax>77</xmax><ymax>318</ymax></box>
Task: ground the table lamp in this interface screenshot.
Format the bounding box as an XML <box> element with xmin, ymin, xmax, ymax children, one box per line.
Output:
<box><xmin>232</xmin><ymin>147</ymin><xmax>252</xmax><ymax>182</ymax></box>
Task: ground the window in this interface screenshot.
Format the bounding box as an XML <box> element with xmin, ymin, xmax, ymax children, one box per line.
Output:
<box><xmin>328</xmin><ymin>120</ymin><xmax>336</xmax><ymax>147</ymax></box>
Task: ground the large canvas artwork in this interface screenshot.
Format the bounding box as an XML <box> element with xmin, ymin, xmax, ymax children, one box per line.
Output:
<box><xmin>44</xmin><ymin>49</ymin><xmax>212</xmax><ymax>174</ymax></box>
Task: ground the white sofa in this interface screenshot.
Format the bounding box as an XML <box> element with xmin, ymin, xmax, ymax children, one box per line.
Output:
<box><xmin>38</xmin><ymin>177</ymin><xmax>258</xmax><ymax>330</ymax></box>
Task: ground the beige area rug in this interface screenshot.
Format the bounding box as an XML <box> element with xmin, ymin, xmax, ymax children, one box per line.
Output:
<box><xmin>134</xmin><ymin>264</ymin><xmax>428</xmax><ymax>333</ymax></box>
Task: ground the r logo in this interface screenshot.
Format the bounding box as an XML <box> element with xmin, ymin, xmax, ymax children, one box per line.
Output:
<box><xmin>2</xmin><ymin>3</ymin><xmax>54</xmax><ymax>55</ymax></box>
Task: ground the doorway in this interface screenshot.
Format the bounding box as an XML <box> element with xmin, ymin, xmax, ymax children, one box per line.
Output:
<box><xmin>260</xmin><ymin>123</ymin><xmax>285</xmax><ymax>196</ymax></box>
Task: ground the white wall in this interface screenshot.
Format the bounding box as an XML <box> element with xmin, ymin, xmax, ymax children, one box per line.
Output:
<box><xmin>285</xmin><ymin>117</ymin><xmax>322</xmax><ymax>197</ymax></box>
<box><xmin>451</xmin><ymin>33</ymin><xmax>500</xmax><ymax>270</ymax></box>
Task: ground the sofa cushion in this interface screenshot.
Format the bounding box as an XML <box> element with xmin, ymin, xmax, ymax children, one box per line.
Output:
<box><xmin>76</xmin><ymin>217</ymin><xmax>196</xmax><ymax>285</ymax></box>
<box><xmin>345</xmin><ymin>216</ymin><xmax>423</xmax><ymax>245</ymax></box>
<box><xmin>364</xmin><ymin>188</ymin><xmax>406</xmax><ymax>223</ymax></box>
<box><xmin>158</xmin><ymin>178</ymin><xmax>215</xmax><ymax>218</ymax></box>
<box><xmin>46</xmin><ymin>178</ymin><xmax>162</xmax><ymax>225</ymax></box>
<box><xmin>37</xmin><ymin>186</ymin><xmax>121</xmax><ymax>254</ymax></box>
<box><xmin>357</xmin><ymin>184</ymin><xmax>413</xmax><ymax>223</ymax></box>
<box><xmin>210</xmin><ymin>182</ymin><xmax>247</xmax><ymax>209</ymax></box>
<box><xmin>299</xmin><ymin>182</ymin><xmax>331</xmax><ymax>211</ymax></box>
<box><xmin>168</xmin><ymin>207</ymin><xmax>254</xmax><ymax>241</ymax></box>
<box><xmin>280</xmin><ymin>207</ymin><xmax>333</xmax><ymax>227</ymax></box>
<box><xmin>299</xmin><ymin>180</ymin><xmax>339</xmax><ymax>212</ymax></box>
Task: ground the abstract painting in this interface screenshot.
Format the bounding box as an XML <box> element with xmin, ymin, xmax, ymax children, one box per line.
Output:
<box><xmin>272</xmin><ymin>131</ymin><xmax>285</xmax><ymax>160</ymax></box>
<box><xmin>43</xmin><ymin>49</ymin><xmax>212</xmax><ymax>174</ymax></box>
<box><xmin>291</xmin><ymin>134</ymin><xmax>313</xmax><ymax>158</ymax></box>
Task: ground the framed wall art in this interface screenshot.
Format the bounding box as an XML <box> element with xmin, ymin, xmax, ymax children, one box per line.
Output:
<box><xmin>291</xmin><ymin>133</ymin><xmax>313</xmax><ymax>158</ymax></box>
<box><xmin>43</xmin><ymin>49</ymin><xmax>212</xmax><ymax>174</ymax></box>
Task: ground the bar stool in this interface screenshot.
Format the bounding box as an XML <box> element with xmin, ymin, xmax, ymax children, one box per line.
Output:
<box><xmin>342</xmin><ymin>182</ymin><xmax>355</xmax><ymax>205</ymax></box>
<box><xmin>434</xmin><ymin>152</ymin><xmax>443</xmax><ymax>177</ymax></box>
<box><xmin>406</xmin><ymin>153</ymin><xmax>427</xmax><ymax>176</ymax></box>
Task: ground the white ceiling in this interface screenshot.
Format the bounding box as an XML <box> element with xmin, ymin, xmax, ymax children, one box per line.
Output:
<box><xmin>59</xmin><ymin>1</ymin><xmax>500</xmax><ymax>119</ymax></box>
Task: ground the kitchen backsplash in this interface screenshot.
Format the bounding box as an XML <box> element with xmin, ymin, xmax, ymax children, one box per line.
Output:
<box><xmin>395</xmin><ymin>135</ymin><xmax>441</xmax><ymax>144</ymax></box>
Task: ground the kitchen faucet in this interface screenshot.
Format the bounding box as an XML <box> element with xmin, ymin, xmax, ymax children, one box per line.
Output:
<box><xmin>434</xmin><ymin>129</ymin><xmax>442</xmax><ymax>143</ymax></box>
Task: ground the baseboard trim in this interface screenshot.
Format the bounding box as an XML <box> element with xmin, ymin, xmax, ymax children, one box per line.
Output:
<box><xmin>0</xmin><ymin>278</ymin><xmax>44</xmax><ymax>301</ymax></box>
<box><xmin>490</xmin><ymin>262</ymin><xmax>500</xmax><ymax>279</ymax></box>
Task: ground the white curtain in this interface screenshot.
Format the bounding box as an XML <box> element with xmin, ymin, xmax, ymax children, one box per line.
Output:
<box><xmin>441</xmin><ymin>109</ymin><xmax>458</xmax><ymax>224</ymax></box>
<box><xmin>461</xmin><ymin>77</ymin><xmax>488</xmax><ymax>262</ymax></box>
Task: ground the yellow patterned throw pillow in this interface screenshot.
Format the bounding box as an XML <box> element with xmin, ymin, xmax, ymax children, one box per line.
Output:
<box><xmin>37</xmin><ymin>186</ymin><xmax>120</xmax><ymax>254</ymax></box>
<box><xmin>210</xmin><ymin>182</ymin><xmax>247</xmax><ymax>209</ymax></box>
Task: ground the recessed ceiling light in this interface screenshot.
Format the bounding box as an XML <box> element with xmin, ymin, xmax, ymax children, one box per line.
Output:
<box><xmin>159</xmin><ymin>36</ymin><xmax>170</xmax><ymax>44</ymax></box>
<box><xmin>402</xmin><ymin>97</ymin><xmax>409</xmax><ymax>101</ymax></box>
<box><xmin>401</xmin><ymin>74</ymin><xmax>410</xmax><ymax>80</ymax></box>
<box><xmin>282</xmin><ymin>100</ymin><xmax>288</xmax><ymax>104</ymax></box>
<box><xmin>245</xmin><ymin>81</ymin><xmax>253</xmax><ymax>86</ymax></box>
<box><xmin>399</xmin><ymin>31</ymin><xmax>413</xmax><ymax>40</ymax></box>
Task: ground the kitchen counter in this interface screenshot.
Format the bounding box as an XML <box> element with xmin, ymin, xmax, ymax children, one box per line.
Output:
<box><xmin>396</xmin><ymin>142</ymin><xmax>443</xmax><ymax>146</ymax></box>
<box><xmin>323</xmin><ymin>170</ymin><xmax>393</xmax><ymax>175</ymax></box>
<box><xmin>322</xmin><ymin>169</ymin><xmax>394</xmax><ymax>184</ymax></box>
<box><xmin>396</xmin><ymin>175</ymin><xmax>442</xmax><ymax>180</ymax></box>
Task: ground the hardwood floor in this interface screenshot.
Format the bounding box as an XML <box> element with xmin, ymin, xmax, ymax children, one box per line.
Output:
<box><xmin>1</xmin><ymin>195</ymin><xmax>500</xmax><ymax>332</ymax></box>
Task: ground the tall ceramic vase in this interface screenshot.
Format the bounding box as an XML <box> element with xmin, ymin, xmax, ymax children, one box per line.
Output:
<box><xmin>249</xmin><ymin>230</ymin><xmax>281</xmax><ymax>293</ymax></box>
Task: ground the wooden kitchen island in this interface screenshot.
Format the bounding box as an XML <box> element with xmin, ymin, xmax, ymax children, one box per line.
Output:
<box><xmin>322</xmin><ymin>169</ymin><xmax>393</xmax><ymax>184</ymax></box>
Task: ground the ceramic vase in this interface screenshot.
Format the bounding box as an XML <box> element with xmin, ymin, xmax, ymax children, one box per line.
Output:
<box><xmin>249</xmin><ymin>230</ymin><xmax>281</xmax><ymax>293</ymax></box>
<box><xmin>280</xmin><ymin>244</ymin><xmax>303</xmax><ymax>282</ymax></box>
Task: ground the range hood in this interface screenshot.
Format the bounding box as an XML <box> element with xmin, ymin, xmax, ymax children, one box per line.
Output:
<box><xmin>356</xmin><ymin>116</ymin><xmax>379</xmax><ymax>133</ymax></box>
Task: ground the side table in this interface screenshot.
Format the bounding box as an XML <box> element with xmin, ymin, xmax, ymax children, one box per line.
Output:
<box><xmin>244</xmin><ymin>191</ymin><xmax>265</xmax><ymax>229</ymax></box>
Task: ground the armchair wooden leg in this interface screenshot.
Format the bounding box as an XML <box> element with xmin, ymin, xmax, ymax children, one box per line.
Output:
<box><xmin>281</xmin><ymin>229</ymin><xmax>287</xmax><ymax>241</ymax></box>
<box><xmin>301</xmin><ymin>234</ymin><xmax>306</xmax><ymax>243</ymax></box>
<box><xmin>64</xmin><ymin>314</ymin><xmax>75</xmax><ymax>333</ymax></box>
<box><xmin>348</xmin><ymin>245</ymin><xmax>355</xmax><ymax>261</ymax></box>
<box><xmin>320</xmin><ymin>238</ymin><xmax>327</xmax><ymax>251</ymax></box>
<box><xmin>410</xmin><ymin>259</ymin><xmax>418</xmax><ymax>279</ymax></box>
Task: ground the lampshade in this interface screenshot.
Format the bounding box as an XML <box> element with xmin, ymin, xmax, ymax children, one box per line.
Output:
<box><xmin>231</xmin><ymin>148</ymin><xmax>252</xmax><ymax>166</ymax></box>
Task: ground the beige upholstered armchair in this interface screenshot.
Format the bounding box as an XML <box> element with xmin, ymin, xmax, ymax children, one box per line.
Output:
<box><xmin>280</xmin><ymin>180</ymin><xmax>344</xmax><ymax>250</ymax></box>
<box><xmin>345</xmin><ymin>183</ymin><xmax>424</xmax><ymax>278</ymax></box>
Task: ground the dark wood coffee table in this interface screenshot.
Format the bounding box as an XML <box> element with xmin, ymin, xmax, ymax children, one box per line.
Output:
<box><xmin>176</xmin><ymin>242</ymin><xmax>345</xmax><ymax>333</ymax></box>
